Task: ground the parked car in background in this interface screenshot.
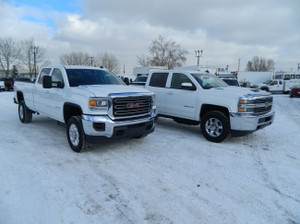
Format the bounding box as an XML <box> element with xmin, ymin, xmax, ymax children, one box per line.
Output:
<box><xmin>290</xmin><ymin>85</ymin><xmax>300</xmax><ymax>97</ymax></box>
<box><xmin>4</xmin><ymin>78</ymin><xmax>14</xmax><ymax>91</ymax></box>
<box><xmin>217</xmin><ymin>73</ymin><xmax>240</xmax><ymax>87</ymax></box>
<box><xmin>254</xmin><ymin>79</ymin><xmax>300</xmax><ymax>94</ymax></box>
<box><xmin>0</xmin><ymin>78</ymin><xmax>5</xmax><ymax>91</ymax></box>
<box><xmin>130</xmin><ymin>75</ymin><xmax>148</xmax><ymax>86</ymax></box>
<box><xmin>14</xmin><ymin>77</ymin><xmax>33</xmax><ymax>83</ymax></box>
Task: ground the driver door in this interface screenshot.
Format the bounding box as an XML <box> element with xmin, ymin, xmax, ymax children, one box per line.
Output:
<box><xmin>165</xmin><ymin>73</ymin><xmax>198</xmax><ymax>120</ymax></box>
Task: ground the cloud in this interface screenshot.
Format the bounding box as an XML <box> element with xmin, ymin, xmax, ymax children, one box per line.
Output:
<box><xmin>1</xmin><ymin>0</ymin><xmax>300</xmax><ymax>72</ymax></box>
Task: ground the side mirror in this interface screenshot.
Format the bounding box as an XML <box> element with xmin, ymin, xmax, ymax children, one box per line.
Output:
<box><xmin>43</xmin><ymin>76</ymin><xmax>52</xmax><ymax>89</ymax></box>
<box><xmin>181</xmin><ymin>82</ymin><xmax>196</xmax><ymax>90</ymax></box>
<box><xmin>124</xmin><ymin>77</ymin><xmax>129</xmax><ymax>85</ymax></box>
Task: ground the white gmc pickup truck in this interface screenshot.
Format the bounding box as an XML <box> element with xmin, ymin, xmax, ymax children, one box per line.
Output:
<box><xmin>14</xmin><ymin>65</ymin><xmax>156</xmax><ymax>152</ymax></box>
<box><xmin>145</xmin><ymin>70</ymin><xmax>275</xmax><ymax>142</ymax></box>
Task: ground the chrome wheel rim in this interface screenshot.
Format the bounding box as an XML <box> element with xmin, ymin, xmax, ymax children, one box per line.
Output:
<box><xmin>205</xmin><ymin>118</ymin><xmax>223</xmax><ymax>137</ymax></box>
<box><xmin>69</xmin><ymin>124</ymin><xmax>79</xmax><ymax>146</ymax></box>
<box><xmin>19</xmin><ymin>105</ymin><xmax>24</xmax><ymax>120</ymax></box>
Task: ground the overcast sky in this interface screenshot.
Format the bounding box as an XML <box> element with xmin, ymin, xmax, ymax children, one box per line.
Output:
<box><xmin>1</xmin><ymin>0</ymin><xmax>300</xmax><ymax>73</ymax></box>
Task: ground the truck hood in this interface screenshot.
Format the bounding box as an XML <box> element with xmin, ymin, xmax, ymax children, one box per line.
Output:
<box><xmin>207</xmin><ymin>86</ymin><xmax>270</xmax><ymax>97</ymax></box>
<box><xmin>200</xmin><ymin>86</ymin><xmax>271</xmax><ymax>111</ymax></box>
<box><xmin>75</xmin><ymin>85</ymin><xmax>153</xmax><ymax>97</ymax></box>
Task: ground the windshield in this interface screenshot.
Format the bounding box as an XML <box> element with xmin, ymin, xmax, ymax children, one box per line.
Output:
<box><xmin>134</xmin><ymin>76</ymin><xmax>147</xmax><ymax>82</ymax></box>
<box><xmin>66</xmin><ymin>69</ymin><xmax>124</xmax><ymax>87</ymax></box>
<box><xmin>263</xmin><ymin>80</ymin><xmax>272</xmax><ymax>84</ymax></box>
<box><xmin>192</xmin><ymin>73</ymin><xmax>228</xmax><ymax>89</ymax></box>
<box><xmin>222</xmin><ymin>79</ymin><xmax>239</xmax><ymax>86</ymax></box>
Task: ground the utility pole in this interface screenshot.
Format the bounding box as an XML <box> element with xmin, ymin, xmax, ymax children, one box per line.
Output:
<box><xmin>238</xmin><ymin>59</ymin><xmax>241</xmax><ymax>73</ymax></box>
<box><xmin>298</xmin><ymin>63</ymin><xmax>300</xmax><ymax>71</ymax></box>
<box><xmin>32</xmin><ymin>46</ymin><xmax>39</xmax><ymax>78</ymax></box>
<box><xmin>195</xmin><ymin>50</ymin><xmax>203</xmax><ymax>67</ymax></box>
<box><xmin>89</xmin><ymin>57</ymin><xmax>94</xmax><ymax>66</ymax></box>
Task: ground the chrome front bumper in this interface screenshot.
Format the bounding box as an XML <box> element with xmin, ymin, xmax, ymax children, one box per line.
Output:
<box><xmin>81</xmin><ymin>110</ymin><xmax>157</xmax><ymax>138</ymax></box>
<box><xmin>230</xmin><ymin>110</ymin><xmax>275</xmax><ymax>131</ymax></box>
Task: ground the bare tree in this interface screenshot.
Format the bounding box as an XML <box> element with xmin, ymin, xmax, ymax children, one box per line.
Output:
<box><xmin>246</xmin><ymin>56</ymin><xmax>275</xmax><ymax>71</ymax></box>
<box><xmin>139</xmin><ymin>35</ymin><xmax>188</xmax><ymax>69</ymax></box>
<box><xmin>96</xmin><ymin>52</ymin><xmax>120</xmax><ymax>74</ymax></box>
<box><xmin>60</xmin><ymin>52</ymin><xmax>91</xmax><ymax>66</ymax></box>
<box><xmin>0</xmin><ymin>37</ymin><xmax>20</xmax><ymax>76</ymax></box>
<box><xmin>137</xmin><ymin>54</ymin><xmax>150</xmax><ymax>67</ymax></box>
<box><xmin>19</xmin><ymin>38</ymin><xmax>48</xmax><ymax>78</ymax></box>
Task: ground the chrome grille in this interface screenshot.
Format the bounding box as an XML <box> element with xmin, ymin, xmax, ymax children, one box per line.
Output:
<box><xmin>112</xmin><ymin>96</ymin><xmax>152</xmax><ymax>119</ymax></box>
<box><xmin>253</xmin><ymin>97</ymin><xmax>273</xmax><ymax>115</ymax></box>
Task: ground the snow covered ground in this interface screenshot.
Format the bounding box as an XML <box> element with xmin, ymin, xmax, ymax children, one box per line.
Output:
<box><xmin>0</xmin><ymin>91</ymin><xmax>299</xmax><ymax>224</ymax></box>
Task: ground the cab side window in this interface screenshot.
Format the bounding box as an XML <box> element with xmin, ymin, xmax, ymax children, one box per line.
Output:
<box><xmin>38</xmin><ymin>68</ymin><xmax>52</xmax><ymax>84</ymax></box>
<box><xmin>149</xmin><ymin>73</ymin><xmax>168</xmax><ymax>87</ymax></box>
<box><xmin>170</xmin><ymin>73</ymin><xmax>195</xmax><ymax>90</ymax></box>
<box><xmin>52</xmin><ymin>68</ymin><xmax>64</xmax><ymax>87</ymax></box>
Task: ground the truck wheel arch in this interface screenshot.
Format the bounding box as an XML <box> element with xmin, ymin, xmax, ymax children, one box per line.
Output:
<box><xmin>16</xmin><ymin>91</ymin><xmax>25</xmax><ymax>103</ymax></box>
<box><xmin>260</xmin><ymin>87</ymin><xmax>269</xmax><ymax>92</ymax></box>
<box><xmin>63</xmin><ymin>103</ymin><xmax>83</xmax><ymax>123</ymax></box>
<box><xmin>200</xmin><ymin>104</ymin><xmax>229</xmax><ymax>120</ymax></box>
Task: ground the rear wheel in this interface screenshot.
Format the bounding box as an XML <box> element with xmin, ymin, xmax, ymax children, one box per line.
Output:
<box><xmin>201</xmin><ymin>111</ymin><xmax>230</xmax><ymax>143</ymax></box>
<box><xmin>18</xmin><ymin>101</ymin><xmax>32</xmax><ymax>123</ymax></box>
<box><xmin>66</xmin><ymin>116</ymin><xmax>87</xmax><ymax>153</ymax></box>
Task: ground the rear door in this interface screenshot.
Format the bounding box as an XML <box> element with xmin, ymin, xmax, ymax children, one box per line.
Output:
<box><xmin>269</xmin><ymin>80</ymin><xmax>283</xmax><ymax>91</ymax></box>
<box><xmin>33</xmin><ymin>68</ymin><xmax>52</xmax><ymax>115</ymax></box>
<box><xmin>146</xmin><ymin>72</ymin><xmax>169</xmax><ymax>114</ymax></box>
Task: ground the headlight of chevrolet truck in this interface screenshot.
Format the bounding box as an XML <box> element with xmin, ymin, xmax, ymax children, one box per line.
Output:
<box><xmin>89</xmin><ymin>97</ymin><xmax>108</xmax><ymax>111</ymax></box>
<box><xmin>151</xmin><ymin>94</ymin><xmax>156</xmax><ymax>109</ymax></box>
<box><xmin>238</xmin><ymin>97</ymin><xmax>255</xmax><ymax>113</ymax></box>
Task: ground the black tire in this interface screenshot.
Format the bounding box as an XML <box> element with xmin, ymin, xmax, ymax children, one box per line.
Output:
<box><xmin>66</xmin><ymin>116</ymin><xmax>87</xmax><ymax>153</ymax></box>
<box><xmin>290</xmin><ymin>94</ymin><xmax>293</xmax><ymax>98</ymax></box>
<box><xmin>133</xmin><ymin>134</ymin><xmax>145</xmax><ymax>139</ymax></box>
<box><xmin>18</xmin><ymin>101</ymin><xmax>32</xmax><ymax>123</ymax></box>
<box><xmin>201</xmin><ymin>110</ymin><xmax>230</xmax><ymax>143</ymax></box>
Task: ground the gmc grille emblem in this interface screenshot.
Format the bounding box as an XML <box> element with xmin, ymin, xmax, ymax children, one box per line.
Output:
<box><xmin>127</xmin><ymin>103</ymin><xmax>142</xmax><ymax>109</ymax></box>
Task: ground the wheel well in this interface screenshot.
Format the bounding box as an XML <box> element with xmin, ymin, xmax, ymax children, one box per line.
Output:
<box><xmin>64</xmin><ymin>103</ymin><xmax>83</xmax><ymax>123</ymax></box>
<box><xmin>16</xmin><ymin>91</ymin><xmax>24</xmax><ymax>103</ymax></box>
<box><xmin>200</xmin><ymin>104</ymin><xmax>229</xmax><ymax>120</ymax></box>
<box><xmin>260</xmin><ymin>87</ymin><xmax>269</xmax><ymax>92</ymax></box>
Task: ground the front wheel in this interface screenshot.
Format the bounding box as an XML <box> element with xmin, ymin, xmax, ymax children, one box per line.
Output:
<box><xmin>66</xmin><ymin>116</ymin><xmax>87</xmax><ymax>153</ymax></box>
<box><xmin>201</xmin><ymin>111</ymin><xmax>230</xmax><ymax>143</ymax></box>
<box><xmin>18</xmin><ymin>101</ymin><xmax>32</xmax><ymax>123</ymax></box>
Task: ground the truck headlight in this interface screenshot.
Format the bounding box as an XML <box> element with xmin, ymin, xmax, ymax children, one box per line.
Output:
<box><xmin>89</xmin><ymin>97</ymin><xmax>108</xmax><ymax>110</ymax></box>
<box><xmin>238</xmin><ymin>97</ymin><xmax>254</xmax><ymax>113</ymax></box>
<box><xmin>151</xmin><ymin>94</ymin><xmax>156</xmax><ymax>109</ymax></box>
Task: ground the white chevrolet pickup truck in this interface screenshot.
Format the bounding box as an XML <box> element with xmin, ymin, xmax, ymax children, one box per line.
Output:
<box><xmin>145</xmin><ymin>70</ymin><xmax>275</xmax><ymax>143</ymax></box>
<box><xmin>14</xmin><ymin>65</ymin><xmax>156</xmax><ymax>152</ymax></box>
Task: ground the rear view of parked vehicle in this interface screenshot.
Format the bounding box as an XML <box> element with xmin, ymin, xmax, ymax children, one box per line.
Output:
<box><xmin>4</xmin><ymin>78</ymin><xmax>14</xmax><ymax>91</ymax></box>
<box><xmin>0</xmin><ymin>78</ymin><xmax>5</xmax><ymax>91</ymax></box>
<box><xmin>290</xmin><ymin>85</ymin><xmax>300</xmax><ymax>97</ymax></box>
